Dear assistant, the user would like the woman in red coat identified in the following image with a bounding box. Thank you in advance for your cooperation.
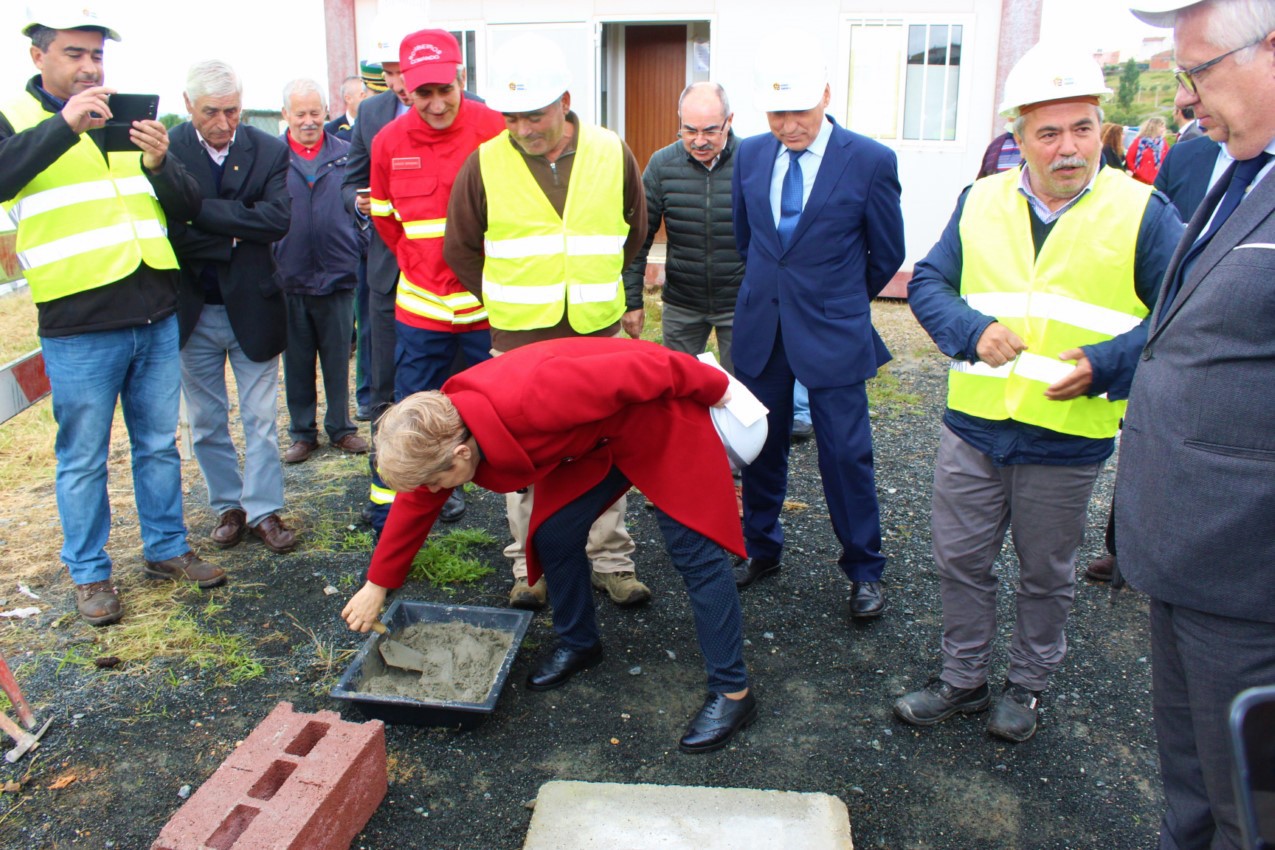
[342,337,757,753]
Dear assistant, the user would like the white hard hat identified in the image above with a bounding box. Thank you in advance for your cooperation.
[1128,1,1200,27]
[998,41,1111,118]
[485,34,572,113]
[710,378,769,472]
[368,6,418,66]
[22,2,120,41]
[752,30,827,112]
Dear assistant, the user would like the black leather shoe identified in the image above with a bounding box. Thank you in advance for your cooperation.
[849,580,885,619]
[733,556,780,588]
[440,489,466,523]
[679,691,758,753]
[526,642,603,691]
[791,419,814,442]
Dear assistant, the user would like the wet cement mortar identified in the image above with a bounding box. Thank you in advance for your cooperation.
[361,622,514,704]
[0,305,1160,849]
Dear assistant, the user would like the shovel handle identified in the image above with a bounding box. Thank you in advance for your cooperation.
[369,621,388,635]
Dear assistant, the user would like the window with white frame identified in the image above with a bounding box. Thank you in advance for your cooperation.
[844,19,964,142]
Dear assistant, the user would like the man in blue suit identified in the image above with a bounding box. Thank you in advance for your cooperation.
[729,40,905,620]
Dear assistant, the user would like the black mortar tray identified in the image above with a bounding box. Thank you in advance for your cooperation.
[331,599,533,729]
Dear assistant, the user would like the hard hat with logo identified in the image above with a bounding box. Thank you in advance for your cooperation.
[367,6,418,66]
[998,41,1111,118]
[1127,1,1202,27]
[752,29,828,112]
[484,33,571,113]
[710,377,769,472]
[22,2,120,41]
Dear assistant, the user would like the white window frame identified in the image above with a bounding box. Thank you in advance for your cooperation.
[837,14,974,149]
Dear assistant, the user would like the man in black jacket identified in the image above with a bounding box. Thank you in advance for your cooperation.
[624,82,744,373]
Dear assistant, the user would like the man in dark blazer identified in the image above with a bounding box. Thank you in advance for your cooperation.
[1120,2,1275,847]
[729,38,905,619]
[1154,133,1223,221]
[168,60,296,555]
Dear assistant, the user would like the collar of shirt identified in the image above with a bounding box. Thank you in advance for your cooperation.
[34,78,66,110]
[395,99,410,118]
[196,128,236,165]
[286,130,324,160]
[1016,164,1098,224]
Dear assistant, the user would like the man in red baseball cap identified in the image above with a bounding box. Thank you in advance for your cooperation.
[365,29,505,551]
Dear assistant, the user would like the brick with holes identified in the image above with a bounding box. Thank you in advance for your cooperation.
[152,701,386,850]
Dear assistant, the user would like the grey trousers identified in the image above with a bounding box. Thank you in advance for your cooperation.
[1150,598,1275,850]
[284,291,356,444]
[180,305,284,527]
[661,301,735,375]
[931,426,1100,692]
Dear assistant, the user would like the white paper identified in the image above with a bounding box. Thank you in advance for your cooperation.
[697,353,769,426]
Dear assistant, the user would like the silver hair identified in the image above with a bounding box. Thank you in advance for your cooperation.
[1013,105,1105,139]
[185,60,242,102]
[678,81,731,121]
[282,78,327,111]
[1201,0,1275,63]
[341,76,363,98]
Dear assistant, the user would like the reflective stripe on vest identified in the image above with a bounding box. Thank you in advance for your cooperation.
[369,482,397,505]
[951,167,1151,439]
[478,125,628,333]
[0,91,179,303]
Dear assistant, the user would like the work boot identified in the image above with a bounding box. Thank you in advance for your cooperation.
[143,551,227,588]
[509,577,547,610]
[894,678,991,726]
[590,570,651,606]
[988,681,1042,743]
[75,580,122,626]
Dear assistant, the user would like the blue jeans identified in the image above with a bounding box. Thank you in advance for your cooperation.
[793,380,811,424]
[41,315,189,585]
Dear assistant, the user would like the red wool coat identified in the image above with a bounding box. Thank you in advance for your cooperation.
[366,337,746,588]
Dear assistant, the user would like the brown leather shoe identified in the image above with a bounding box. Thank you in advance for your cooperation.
[284,440,319,463]
[143,551,227,588]
[76,580,122,626]
[332,433,369,454]
[1086,553,1116,582]
[211,508,247,549]
[252,514,297,553]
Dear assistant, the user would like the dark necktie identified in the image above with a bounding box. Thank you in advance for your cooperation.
[777,148,804,250]
[1161,151,1272,318]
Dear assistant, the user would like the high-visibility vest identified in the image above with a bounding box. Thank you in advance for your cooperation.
[950,167,1152,439]
[0,91,179,303]
[478,124,628,333]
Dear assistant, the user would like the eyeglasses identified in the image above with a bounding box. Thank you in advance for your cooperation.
[678,125,726,140]
[1174,37,1263,94]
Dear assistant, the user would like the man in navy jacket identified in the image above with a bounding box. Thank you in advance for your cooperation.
[729,37,905,619]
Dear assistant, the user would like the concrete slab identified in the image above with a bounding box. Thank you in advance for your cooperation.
[522,780,853,850]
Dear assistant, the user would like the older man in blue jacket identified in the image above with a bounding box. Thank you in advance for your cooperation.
[729,36,905,620]
[275,78,368,463]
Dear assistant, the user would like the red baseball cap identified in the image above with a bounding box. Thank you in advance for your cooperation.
[400,29,462,91]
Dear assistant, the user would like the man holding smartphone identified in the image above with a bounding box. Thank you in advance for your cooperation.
[0,3,220,626]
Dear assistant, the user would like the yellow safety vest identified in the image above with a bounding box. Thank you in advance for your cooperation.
[950,167,1151,439]
[0,91,179,303]
[477,124,628,333]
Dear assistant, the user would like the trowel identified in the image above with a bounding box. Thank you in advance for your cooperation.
[370,622,428,672]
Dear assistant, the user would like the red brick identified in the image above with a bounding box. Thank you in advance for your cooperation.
[153,702,386,850]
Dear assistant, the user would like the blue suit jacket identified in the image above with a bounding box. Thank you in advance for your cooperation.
[1153,135,1220,222]
[731,116,905,387]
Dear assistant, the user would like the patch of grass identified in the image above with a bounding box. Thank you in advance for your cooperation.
[868,364,923,415]
[0,290,38,365]
[408,528,498,589]
[304,514,375,555]
[286,612,356,690]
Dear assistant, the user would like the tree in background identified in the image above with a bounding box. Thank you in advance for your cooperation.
[1118,58,1141,111]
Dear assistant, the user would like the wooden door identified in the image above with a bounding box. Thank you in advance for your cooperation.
[623,25,687,173]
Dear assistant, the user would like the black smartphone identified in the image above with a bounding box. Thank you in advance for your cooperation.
[1231,686,1275,850]
[92,94,160,152]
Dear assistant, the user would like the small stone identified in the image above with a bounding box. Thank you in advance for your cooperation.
[177,785,191,799]
[665,650,676,660]
[323,585,339,596]
[994,764,1008,771]
[849,786,865,796]
[762,631,774,640]
[610,737,620,745]
[72,713,85,720]
[628,666,642,676]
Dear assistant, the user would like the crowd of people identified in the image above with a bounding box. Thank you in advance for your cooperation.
[2,0,1272,844]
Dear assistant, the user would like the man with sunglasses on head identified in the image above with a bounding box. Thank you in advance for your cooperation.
[1118,2,1275,848]
[623,82,743,375]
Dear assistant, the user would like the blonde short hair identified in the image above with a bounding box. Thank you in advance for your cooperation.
[374,392,468,492]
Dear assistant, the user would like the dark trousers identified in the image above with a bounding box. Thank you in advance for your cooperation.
[284,291,356,444]
[736,329,886,581]
[393,323,491,402]
[533,466,749,693]
[1150,598,1275,850]
[354,253,371,409]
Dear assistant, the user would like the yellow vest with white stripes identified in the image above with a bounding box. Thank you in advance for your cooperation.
[951,167,1151,439]
[477,124,629,333]
[1,91,179,303]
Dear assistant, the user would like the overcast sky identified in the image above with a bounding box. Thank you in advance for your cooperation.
[0,0,1170,117]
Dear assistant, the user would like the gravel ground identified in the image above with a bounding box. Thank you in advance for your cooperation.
[0,302,1162,849]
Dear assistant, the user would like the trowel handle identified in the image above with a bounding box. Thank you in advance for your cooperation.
[369,622,388,635]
